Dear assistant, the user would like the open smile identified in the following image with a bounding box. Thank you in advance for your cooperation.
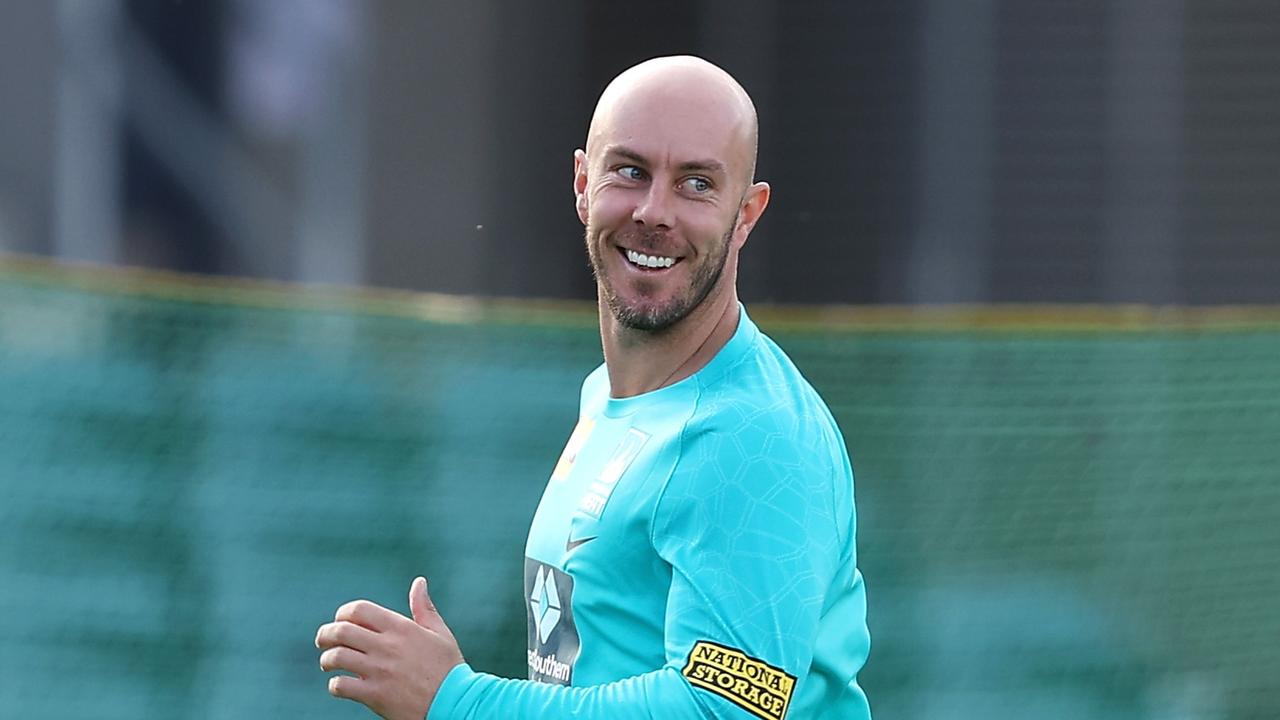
[618,247,682,271]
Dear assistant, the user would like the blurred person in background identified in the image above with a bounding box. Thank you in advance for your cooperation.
[316,55,871,720]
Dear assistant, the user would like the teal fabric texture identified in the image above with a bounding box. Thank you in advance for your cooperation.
[430,307,870,719]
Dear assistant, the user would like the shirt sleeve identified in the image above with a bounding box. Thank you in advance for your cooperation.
[428,663,715,720]
[650,412,843,718]
[428,414,843,720]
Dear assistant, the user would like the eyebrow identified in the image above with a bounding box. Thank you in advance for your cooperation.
[605,146,727,177]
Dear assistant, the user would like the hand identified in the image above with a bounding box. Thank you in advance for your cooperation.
[316,577,465,720]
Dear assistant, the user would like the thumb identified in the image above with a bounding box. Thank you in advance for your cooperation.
[409,576,444,631]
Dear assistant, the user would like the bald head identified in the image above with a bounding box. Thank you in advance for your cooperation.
[573,56,773,339]
[586,56,760,188]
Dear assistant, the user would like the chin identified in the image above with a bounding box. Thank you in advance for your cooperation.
[607,296,681,332]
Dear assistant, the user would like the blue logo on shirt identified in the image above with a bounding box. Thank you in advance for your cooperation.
[524,558,580,685]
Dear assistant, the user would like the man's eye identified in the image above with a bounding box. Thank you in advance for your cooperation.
[682,177,712,193]
[619,166,646,181]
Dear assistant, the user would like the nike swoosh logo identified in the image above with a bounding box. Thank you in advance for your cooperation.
[565,536,598,553]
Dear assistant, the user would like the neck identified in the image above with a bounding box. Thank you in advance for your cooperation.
[599,286,741,398]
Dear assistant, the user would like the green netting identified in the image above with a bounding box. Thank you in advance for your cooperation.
[1,267,1278,720]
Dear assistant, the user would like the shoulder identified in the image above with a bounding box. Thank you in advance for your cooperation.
[690,329,845,461]
[669,329,852,509]
[578,362,609,415]
[655,324,856,546]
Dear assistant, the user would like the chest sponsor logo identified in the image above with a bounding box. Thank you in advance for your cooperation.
[577,427,649,519]
[552,417,595,482]
[681,640,797,720]
[524,558,580,685]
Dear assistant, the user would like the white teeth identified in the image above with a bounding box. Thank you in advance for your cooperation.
[625,249,676,269]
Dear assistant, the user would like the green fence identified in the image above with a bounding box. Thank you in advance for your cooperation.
[2,260,1278,719]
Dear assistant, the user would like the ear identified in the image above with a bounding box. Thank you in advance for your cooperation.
[573,149,590,226]
[732,181,771,248]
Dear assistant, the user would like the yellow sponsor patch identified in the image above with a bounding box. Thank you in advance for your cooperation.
[681,640,797,720]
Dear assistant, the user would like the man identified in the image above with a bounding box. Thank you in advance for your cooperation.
[316,55,872,720]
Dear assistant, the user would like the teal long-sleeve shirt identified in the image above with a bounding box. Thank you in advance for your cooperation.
[428,308,871,719]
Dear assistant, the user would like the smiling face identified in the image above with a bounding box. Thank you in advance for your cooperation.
[574,57,769,333]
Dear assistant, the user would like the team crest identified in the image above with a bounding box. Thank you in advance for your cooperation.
[577,428,648,519]
[551,417,595,481]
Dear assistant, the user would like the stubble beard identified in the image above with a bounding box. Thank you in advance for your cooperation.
[586,221,735,333]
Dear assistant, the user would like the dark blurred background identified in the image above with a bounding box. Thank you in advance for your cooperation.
[3,0,1277,304]
[3,2,1280,720]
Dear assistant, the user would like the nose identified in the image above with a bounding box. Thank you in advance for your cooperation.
[631,184,675,229]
